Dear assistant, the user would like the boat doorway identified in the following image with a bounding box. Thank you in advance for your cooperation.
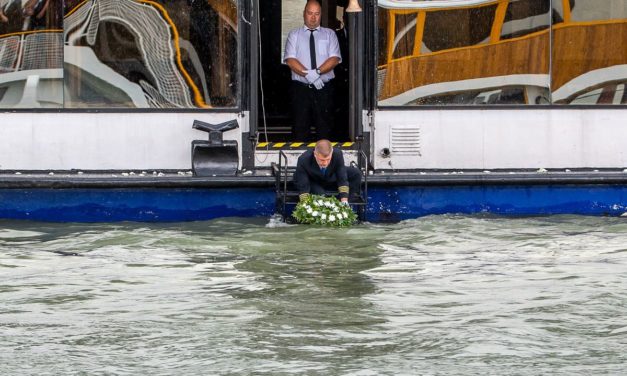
[256,0,351,144]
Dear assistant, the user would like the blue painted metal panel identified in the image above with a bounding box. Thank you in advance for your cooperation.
[0,188,276,222]
[366,185,627,221]
[0,184,625,222]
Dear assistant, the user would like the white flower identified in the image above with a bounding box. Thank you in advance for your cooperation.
[321,213,327,220]
[342,212,348,218]
[329,215,336,221]
[312,211,318,217]
[306,207,313,214]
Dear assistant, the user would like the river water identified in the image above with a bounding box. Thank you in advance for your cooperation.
[1,215,626,375]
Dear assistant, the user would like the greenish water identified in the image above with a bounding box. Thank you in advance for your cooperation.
[1,215,627,375]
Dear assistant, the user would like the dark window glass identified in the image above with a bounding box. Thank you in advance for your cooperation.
[377,0,550,106]
[552,0,627,105]
[63,0,238,109]
[0,0,63,108]
[501,0,550,40]
[421,5,496,52]
[392,13,417,60]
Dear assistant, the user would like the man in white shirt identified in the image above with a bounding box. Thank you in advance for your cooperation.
[283,0,341,141]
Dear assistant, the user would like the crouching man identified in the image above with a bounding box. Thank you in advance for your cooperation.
[294,139,361,203]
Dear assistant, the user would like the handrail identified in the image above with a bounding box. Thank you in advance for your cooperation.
[278,150,288,218]
[360,150,368,207]
[350,149,369,220]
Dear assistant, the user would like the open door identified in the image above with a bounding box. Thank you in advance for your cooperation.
[254,0,354,143]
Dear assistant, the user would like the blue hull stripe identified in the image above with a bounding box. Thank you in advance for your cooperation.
[0,185,625,222]
[367,185,627,221]
[0,188,276,222]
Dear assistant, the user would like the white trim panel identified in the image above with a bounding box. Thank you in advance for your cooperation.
[373,109,627,170]
[0,112,240,170]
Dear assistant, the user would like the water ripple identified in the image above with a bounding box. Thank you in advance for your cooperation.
[1,215,626,375]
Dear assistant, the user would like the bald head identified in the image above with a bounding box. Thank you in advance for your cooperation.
[303,0,322,29]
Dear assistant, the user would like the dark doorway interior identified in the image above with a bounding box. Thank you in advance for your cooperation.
[257,0,350,143]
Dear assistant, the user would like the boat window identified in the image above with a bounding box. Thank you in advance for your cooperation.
[377,0,627,106]
[377,0,551,106]
[0,0,63,108]
[390,12,418,60]
[63,0,238,109]
[552,0,627,104]
[567,0,627,22]
[0,0,238,109]
[422,4,496,52]
[500,0,550,40]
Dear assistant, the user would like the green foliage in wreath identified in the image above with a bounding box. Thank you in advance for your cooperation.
[292,195,357,227]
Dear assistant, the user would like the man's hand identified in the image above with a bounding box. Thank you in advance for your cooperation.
[313,78,325,90]
[305,69,320,84]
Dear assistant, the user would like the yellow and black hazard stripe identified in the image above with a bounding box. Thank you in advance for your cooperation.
[256,142,355,149]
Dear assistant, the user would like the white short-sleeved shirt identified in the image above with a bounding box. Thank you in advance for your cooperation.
[283,25,342,84]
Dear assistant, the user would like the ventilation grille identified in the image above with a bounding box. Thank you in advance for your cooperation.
[390,126,421,156]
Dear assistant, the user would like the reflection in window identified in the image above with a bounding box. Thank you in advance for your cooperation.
[63,0,238,109]
[406,85,550,105]
[552,0,627,105]
[568,0,627,22]
[391,12,418,60]
[568,83,627,105]
[377,0,550,106]
[500,0,550,40]
[0,0,63,108]
[422,5,496,52]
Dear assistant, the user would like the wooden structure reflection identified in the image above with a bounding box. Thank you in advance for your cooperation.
[378,0,627,105]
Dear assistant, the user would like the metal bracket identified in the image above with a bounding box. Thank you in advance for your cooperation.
[191,119,239,176]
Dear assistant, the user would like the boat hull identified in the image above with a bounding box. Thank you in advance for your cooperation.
[1,183,625,222]
[0,188,275,222]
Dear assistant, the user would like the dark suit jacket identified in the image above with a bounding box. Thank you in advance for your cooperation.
[294,148,350,200]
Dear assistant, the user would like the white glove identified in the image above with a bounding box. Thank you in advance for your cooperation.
[305,69,320,84]
[313,77,325,90]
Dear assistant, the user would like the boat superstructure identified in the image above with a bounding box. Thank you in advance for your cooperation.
[0,0,626,221]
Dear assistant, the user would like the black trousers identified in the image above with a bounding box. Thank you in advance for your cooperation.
[291,80,334,141]
[309,166,362,199]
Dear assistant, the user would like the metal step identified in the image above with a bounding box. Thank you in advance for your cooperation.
[255,147,360,168]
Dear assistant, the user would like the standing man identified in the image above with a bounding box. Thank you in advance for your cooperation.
[284,0,341,141]
[294,139,361,203]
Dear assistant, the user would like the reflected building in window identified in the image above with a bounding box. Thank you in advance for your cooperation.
[63,0,238,108]
[377,0,552,106]
[551,0,627,105]
[2,0,625,109]
[0,0,63,108]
